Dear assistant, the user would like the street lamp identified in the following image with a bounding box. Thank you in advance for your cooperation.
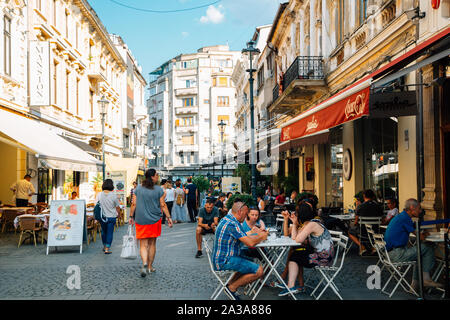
[218,119,227,186]
[242,40,260,200]
[98,95,109,180]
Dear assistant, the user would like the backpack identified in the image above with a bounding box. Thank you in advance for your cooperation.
[94,193,107,222]
[176,190,183,206]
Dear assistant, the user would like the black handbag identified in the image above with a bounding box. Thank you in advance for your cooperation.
[94,194,106,222]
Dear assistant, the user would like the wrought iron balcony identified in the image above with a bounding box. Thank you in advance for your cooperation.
[270,56,327,115]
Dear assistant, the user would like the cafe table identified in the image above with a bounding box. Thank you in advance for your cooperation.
[14,214,50,230]
[329,213,355,221]
[250,235,303,300]
[0,207,33,218]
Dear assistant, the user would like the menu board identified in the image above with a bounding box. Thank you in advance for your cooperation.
[222,177,242,194]
[106,171,127,208]
[47,200,86,254]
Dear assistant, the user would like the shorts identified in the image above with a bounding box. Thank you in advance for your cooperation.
[289,246,315,268]
[221,256,260,274]
[200,227,215,235]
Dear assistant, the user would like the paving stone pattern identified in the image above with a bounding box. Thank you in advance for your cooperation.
[0,220,443,300]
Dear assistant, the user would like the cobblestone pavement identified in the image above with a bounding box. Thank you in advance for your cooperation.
[0,220,444,300]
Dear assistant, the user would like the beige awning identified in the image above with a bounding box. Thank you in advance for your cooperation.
[0,109,102,172]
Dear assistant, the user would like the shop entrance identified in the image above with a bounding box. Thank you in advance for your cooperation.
[442,79,450,219]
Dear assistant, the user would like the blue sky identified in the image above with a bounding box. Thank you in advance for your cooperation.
[89,0,284,81]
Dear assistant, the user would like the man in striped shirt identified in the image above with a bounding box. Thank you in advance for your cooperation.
[212,200,268,300]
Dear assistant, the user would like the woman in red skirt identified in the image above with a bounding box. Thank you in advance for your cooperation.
[129,169,173,277]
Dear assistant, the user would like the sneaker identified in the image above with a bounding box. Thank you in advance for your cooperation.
[278,286,298,297]
[195,250,202,258]
[294,285,306,294]
[225,286,241,300]
[140,265,147,278]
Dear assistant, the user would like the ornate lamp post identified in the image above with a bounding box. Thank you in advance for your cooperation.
[242,40,260,200]
[218,119,227,185]
[97,95,109,180]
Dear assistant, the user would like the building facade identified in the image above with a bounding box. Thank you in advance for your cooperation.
[147,45,241,179]
[262,0,449,221]
[0,0,147,205]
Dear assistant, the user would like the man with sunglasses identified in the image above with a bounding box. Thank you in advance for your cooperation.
[212,201,268,300]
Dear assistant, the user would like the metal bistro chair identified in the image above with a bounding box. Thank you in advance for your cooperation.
[372,234,418,298]
[203,237,237,300]
[17,216,42,247]
[304,230,343,290]
[310,233,349,300]
[365,224,385,272]
[358,216,382,255]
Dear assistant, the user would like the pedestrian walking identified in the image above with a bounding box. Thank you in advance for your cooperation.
[172,179,188,223]
[160,179,167,225]
[129,169,173,277]
[10,174,35,207]
[185,177,198,223]
[96,179,121,254]
[164,180,175,224]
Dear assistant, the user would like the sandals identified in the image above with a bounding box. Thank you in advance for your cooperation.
[104,248,112,254]
[148,266,156,272]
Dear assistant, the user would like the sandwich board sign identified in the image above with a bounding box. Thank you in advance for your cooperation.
[46,200,86,255]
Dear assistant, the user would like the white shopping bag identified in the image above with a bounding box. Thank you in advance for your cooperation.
[120,224,138,260]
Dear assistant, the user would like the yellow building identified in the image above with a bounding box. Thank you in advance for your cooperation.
[266,0,449,220]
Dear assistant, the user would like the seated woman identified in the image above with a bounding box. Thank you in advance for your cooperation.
[240,207,266,260]
[278,201,334,296]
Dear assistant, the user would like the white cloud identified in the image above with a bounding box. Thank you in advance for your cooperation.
[200,5,225,24]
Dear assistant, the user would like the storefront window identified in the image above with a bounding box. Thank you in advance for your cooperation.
[330,128,343,207]
[363,118,398,205]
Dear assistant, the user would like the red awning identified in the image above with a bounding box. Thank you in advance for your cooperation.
[281,80,371,142]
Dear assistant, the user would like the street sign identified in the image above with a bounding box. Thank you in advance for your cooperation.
[46,200,86,255]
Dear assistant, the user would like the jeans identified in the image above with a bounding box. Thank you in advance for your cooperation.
[187,200,198,222]
[100,218,116,248]
[388,243,435,280]
[220,255,260,274]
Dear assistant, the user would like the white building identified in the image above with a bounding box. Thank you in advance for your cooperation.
[147,45,241,178]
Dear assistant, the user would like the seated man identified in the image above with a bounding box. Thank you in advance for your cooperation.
[275,189,286,205]
[384,198,442,290]
[382,198,399,225]
[212,201,268,300]
[215,193,227,218]
[195,199,220,258]
[348,189,383,255]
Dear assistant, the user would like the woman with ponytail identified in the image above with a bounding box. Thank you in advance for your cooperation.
[129,169,173,277]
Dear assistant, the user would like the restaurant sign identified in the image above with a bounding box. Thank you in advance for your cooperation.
[29,41,50,106]
[369,91,417,118]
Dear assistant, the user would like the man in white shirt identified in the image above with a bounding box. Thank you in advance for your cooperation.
[10,174,35,207]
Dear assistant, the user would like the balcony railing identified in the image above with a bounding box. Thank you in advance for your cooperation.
[273,56,324,102]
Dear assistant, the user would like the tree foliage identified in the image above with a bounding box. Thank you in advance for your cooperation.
[192,176,210,193]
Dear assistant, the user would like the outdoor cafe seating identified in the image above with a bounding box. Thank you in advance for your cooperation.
[17,215,43,247]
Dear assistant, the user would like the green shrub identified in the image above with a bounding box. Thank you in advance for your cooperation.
[226,193,256,211]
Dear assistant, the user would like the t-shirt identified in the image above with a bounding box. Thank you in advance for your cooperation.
[186,183,197,202]
[356,200,383,217]
[10,179,35,200]
[275,195,285,204]
[386,207,399,222]
[198,206,220,225]
[212,213,248,270]
[134,185,164,225]
[215,200,224,210]
[96,192,120,218]
[384,210,415,251]
[165,188,175,202]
